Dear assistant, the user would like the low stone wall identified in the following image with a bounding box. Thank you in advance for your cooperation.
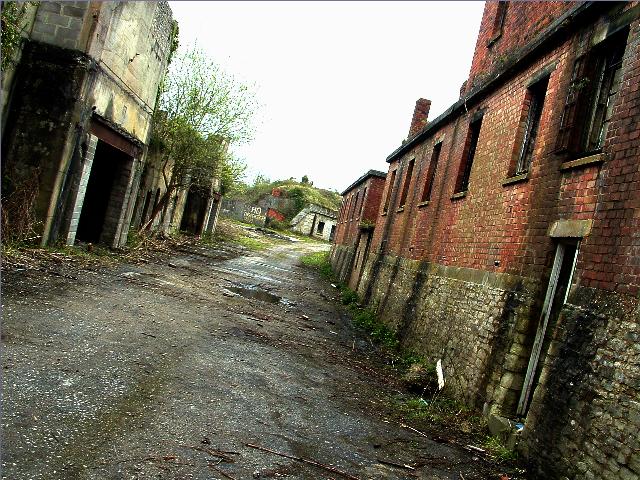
[356,252,640,478]
[357,253,540,410]
[522,287,640,480]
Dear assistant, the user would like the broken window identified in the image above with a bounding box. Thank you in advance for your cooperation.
[421,142,442,202]
[317,221,325,234]
[399,158,414,208]
[515,76,549,175]
[455,116,483,194]
[382,169,396,214]
[556,29,628,156]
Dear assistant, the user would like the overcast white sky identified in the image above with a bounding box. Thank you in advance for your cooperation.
[169,1,485,192]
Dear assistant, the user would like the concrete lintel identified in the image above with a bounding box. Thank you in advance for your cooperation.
[548,219,593,238]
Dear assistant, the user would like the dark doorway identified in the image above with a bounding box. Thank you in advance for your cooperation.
[180,185,209,235]
[329,225,336,242]
[76,140,131,244]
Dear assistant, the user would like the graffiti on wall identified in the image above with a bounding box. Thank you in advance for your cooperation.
[242,205,265,226]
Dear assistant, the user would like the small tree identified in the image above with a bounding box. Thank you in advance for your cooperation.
[301,175,309,184]
[142,46,258,230]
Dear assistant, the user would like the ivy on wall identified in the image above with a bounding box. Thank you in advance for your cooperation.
[1,1,37,71]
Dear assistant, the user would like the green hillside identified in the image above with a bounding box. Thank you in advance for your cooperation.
[229,178,341,220]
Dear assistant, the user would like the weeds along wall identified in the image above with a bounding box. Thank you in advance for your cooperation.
[350,2,640,478]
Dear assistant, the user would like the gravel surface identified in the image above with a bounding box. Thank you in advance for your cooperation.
[2,239,501,479]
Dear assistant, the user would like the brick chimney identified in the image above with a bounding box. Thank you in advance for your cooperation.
[408,98,431,138]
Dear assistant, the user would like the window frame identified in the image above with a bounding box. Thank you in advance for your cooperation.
[382,169,397,214]
[455,116,483,195]
[555,28,629,159]
[399,158,415,208]
[514,76,549,176]
[421,142,442,203]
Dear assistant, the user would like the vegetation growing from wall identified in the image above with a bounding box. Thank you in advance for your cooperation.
[0,1,35,71]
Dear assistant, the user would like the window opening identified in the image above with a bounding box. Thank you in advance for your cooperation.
[359,187,367,216]
[456,117,483,193]
[421,142,442,202]
[399,159,414,208]
[556,29,628,156]
[382,169,396,214]
[516,76,549,174]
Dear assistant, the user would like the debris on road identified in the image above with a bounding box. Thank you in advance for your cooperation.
[245,443,361,480]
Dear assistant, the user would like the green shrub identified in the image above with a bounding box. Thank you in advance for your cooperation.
[340,288,358,305]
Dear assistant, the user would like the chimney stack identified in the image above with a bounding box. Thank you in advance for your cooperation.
[409,98,431,138]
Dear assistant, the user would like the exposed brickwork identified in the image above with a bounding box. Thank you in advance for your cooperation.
[344,2,640,478]
[331,171,386,284]
[465,1,575,94]
[408,98,431,138]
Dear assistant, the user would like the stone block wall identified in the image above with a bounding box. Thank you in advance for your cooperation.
[30,1,88,51]
[522,287,639,479]
[358,253,539,408]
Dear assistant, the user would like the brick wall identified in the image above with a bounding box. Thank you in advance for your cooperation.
[465,1,575,93]
[357,2,640,477]
[331,174,386,283]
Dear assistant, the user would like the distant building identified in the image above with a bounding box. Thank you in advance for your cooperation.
[333,2,640,478]
[331,170,386,289]
[2,1,174,248]
[290,204,337,241]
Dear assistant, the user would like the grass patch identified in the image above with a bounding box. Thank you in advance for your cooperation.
[234,235,271,251]
[483,435,518,463]
[300,251,333,279]
[396,395,469,424]
[212,218,283,251]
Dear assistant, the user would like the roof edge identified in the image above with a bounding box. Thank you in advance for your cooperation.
[340,169,387,196]
[386,1,595,163]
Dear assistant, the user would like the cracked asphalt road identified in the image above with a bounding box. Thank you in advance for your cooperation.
[2,239,496,479]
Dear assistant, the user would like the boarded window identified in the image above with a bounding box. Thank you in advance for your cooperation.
[351,191,360,220]
[487,1,508,46]
[359,187,367,216]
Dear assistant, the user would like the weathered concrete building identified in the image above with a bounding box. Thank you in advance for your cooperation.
[290,204,337,241]
[332,2,640,478]
[2,1,173,247]
[331,170,386,289]
[132,139,225,237]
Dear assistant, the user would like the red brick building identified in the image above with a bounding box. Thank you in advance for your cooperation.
[332,2,640,478]
[332,170,386,288]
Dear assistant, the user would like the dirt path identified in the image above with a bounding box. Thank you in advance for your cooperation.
[2,240,497,479]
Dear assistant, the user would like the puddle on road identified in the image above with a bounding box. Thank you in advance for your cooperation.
[227,285,282,304]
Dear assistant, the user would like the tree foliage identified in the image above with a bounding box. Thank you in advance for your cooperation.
[144,45,258,229]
